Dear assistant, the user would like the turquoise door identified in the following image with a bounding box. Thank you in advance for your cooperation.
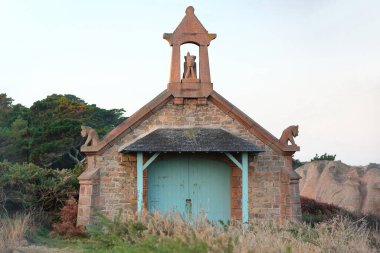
[148,156,231,221]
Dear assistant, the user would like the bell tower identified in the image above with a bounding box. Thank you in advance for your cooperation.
[164,6,216,103]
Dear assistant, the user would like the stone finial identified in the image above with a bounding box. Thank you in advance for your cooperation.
[183,52,197,80]
[186,6,195,15]
[279,125,299,146]
[81,125,100,147]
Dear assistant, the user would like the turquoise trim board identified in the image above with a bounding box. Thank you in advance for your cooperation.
[224,152,249,223]
[224,152,242,169]
[137,152,161,212]
[241,152,248,223]
[143,152,161,170]
[137,152,143,213]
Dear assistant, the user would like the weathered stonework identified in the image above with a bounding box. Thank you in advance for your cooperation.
[77,97,301,224]
[77,6,301,225]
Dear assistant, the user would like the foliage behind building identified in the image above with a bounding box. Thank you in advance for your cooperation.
[0,93,126,168]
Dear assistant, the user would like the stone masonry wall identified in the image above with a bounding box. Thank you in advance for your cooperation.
[79,97,299,223]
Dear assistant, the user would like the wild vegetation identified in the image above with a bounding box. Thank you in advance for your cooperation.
[51,196,85,237]
[0,93,125,168]
[0,160,379,252]
[0,167,378,253]
[0,161,84,252]
[2,208,379,253]
[301,197,380,231]
[1,93,379,252]
[0,214,30,252]
[293,153,337,169]
[0,161,83,215]
[311,153,336,162]
[80,209,379,253]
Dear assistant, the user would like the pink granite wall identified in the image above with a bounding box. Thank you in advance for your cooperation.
[77,97,301,225]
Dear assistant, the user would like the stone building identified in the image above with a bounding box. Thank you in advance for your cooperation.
[77,6,302,225]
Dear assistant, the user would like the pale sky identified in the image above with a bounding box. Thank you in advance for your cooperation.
[0,0,379,165]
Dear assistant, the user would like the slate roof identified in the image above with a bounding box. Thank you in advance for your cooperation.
[121,128,264,153]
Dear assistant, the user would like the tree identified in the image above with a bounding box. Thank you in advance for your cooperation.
[0,93,13,123]
[0,118,29,162]
[28,94,125,168]
[0,93,30,162]
[0,93,126,168]
[292,158,305,169]
[311,153,336,162]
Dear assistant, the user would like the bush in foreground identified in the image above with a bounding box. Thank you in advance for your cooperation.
[0,161,83,215]
[0,214,30,252]
[51,196,85,237]
[83,210,380,253]
[2,210,379,253]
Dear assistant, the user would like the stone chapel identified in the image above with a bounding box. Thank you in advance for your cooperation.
[77,6,302,225]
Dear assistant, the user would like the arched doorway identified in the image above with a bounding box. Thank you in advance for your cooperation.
[147,156,231,221]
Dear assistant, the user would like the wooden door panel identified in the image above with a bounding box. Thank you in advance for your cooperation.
[148,156,231,221]
[189,158,231,221]
[148,158,188,214]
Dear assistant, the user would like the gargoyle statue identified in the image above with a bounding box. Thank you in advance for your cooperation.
[183,52,197,80]
[279,125,299,146]
[81,125,100,147]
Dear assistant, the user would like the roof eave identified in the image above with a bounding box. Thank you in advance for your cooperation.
[121,150,265,154]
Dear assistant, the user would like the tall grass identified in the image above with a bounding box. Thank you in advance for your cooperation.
[0,214,30,252]
[85,210,380,253]
[1,211,379,253]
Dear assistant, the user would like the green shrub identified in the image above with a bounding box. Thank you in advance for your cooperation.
[0,161,83,215]
[85,235,208,253]
[292,158,305,169]
[311,153,336,161]
[86,212,145,248]
[301,197,380,230]
[86,213,209,253]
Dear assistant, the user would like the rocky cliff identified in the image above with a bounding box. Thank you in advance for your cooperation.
[296,161,380,216]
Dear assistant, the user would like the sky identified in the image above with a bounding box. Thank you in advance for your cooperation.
[0,0,379,165]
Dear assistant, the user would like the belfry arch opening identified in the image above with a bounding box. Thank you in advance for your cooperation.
[180,43,199,81]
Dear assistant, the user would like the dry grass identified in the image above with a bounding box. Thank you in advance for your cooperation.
[0,213,30,252]
[97,210,380,253]
[1,211,379,253]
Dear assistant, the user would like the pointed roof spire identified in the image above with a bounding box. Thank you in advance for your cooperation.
[164,6,216,46]
[173,6,208,34]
